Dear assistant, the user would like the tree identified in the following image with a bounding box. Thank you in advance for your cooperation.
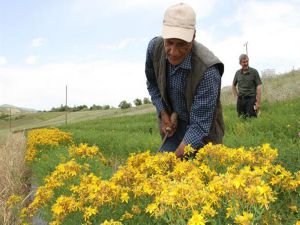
[90,104,103,110]
[143,97,151,104]
[133,98,142,106]
[103,105,110,110]
[118,100,132,109]
[72,105,88,112]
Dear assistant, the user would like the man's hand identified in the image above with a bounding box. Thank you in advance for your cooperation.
[175,142,185,158]
[170,112,178,131]
[255,101,260,112]
[160,111,177,137]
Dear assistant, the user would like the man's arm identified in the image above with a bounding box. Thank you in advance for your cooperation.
[232,75,238,97]
[175,66,221,158]
[145,38,174,135]
[145,38,165,115]
[254,69,262,111]
[255,84,262,110]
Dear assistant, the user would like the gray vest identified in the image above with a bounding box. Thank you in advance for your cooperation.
[153,37,225,144]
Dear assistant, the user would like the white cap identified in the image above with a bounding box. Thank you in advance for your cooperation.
[162,3,196,42]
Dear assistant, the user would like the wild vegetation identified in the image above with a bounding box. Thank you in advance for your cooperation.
[0,71,299,224]
[0,132,29,225]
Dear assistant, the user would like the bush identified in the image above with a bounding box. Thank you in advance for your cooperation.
[143,97,151,104]
[133,99,142,106]
[118,101,132,109]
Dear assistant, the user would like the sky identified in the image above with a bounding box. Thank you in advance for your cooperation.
[0,0,299,111]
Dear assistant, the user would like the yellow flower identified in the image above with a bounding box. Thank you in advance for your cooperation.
[226,206,233,218]
[131,205,141,214]
[289,205,298,213]
[68,143,102,159]
[51,196,78,217]
[6,194,23,207]
[184,144,196,156]
[232,176,246,189]
[25,128,72,161]
[187,211,206,225]
[100,219,123,225]
[120,192,129,203]
[120,211,133,221]
[145,203,158,215]
[234,211,253,225]
[83,206,98,221]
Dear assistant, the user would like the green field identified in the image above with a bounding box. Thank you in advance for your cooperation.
[22,96,300,225]
[0,104,155,144]
[1,71,300,225]
[56,97,299,173]
[1,88,299,172]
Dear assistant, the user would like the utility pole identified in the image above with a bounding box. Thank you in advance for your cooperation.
[292,66,295,75]
[65,85,68,125]
[9,107,12,132]
[244,41,248,55]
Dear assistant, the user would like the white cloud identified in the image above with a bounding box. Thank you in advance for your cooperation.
[97,38,138,50]
[237,1,300,72]
[31,37,46,48]
[0,56,7,65]
[71,0,217,20]
[198,0,300,86]
[25,55,38,65]
[0,60,148,110]
[1,0,299,111]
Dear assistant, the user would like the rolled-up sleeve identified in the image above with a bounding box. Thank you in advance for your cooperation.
[183,66,221,149]
[145,37,166,114]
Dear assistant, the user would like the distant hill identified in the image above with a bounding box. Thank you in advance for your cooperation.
[0,104,37,115]
[1,70,299,116]
[221,69,300,105]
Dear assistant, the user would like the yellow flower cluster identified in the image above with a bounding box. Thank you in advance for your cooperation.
[22,128,300,225]
[51,196,80,224]
[69,143,99,158]
[6,194,23,208]
[195,143,278,169]
[68,143,108,164]
[187,211,206,225]
[234,211,253,225]
[109,144,299,224]
[25,128,72,161]
[100,220,123,225]
[21,159,82,221]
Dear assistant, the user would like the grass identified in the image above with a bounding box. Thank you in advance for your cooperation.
[0,97,299,224]
[55,97,300,173]
[0,132,30,225]
[0,71,299,224]
[20,96,300,224]
[0,104,155,145]
[22,97,299,191]
[222,98,300,172]
[60,112,160,158]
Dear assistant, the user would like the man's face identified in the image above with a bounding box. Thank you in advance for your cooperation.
[240,58,249,70]
[164,38,193,65]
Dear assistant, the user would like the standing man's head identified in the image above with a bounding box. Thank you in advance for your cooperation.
[162,3,196,65]
[239,54,249,71]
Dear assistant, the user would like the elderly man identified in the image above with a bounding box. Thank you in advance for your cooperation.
[145,3,224,158]
[232,54,262,118]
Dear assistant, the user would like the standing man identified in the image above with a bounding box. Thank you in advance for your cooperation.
[232,54,262,118]
[145,3,224,158]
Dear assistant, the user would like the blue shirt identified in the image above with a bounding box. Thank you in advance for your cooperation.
[145,37,221,149]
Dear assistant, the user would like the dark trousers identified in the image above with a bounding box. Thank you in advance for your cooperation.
[237,96,257,118]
